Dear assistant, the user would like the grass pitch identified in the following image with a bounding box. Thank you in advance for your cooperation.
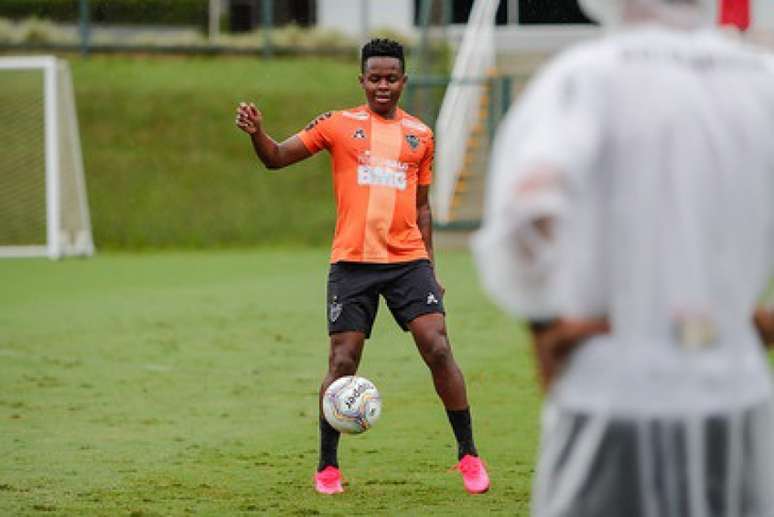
[0,249,541,515]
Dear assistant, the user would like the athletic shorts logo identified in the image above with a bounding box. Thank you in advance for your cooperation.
[353,128,366,139]
[406,134,419,150]
[330,298,343,322]
[426,292,439,305]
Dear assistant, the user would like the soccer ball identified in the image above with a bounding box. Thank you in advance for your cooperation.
[323,375,382,434]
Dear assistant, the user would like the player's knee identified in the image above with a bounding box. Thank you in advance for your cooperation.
[328,350,358,376]
[422,337,453,370]
[414,317,446,341]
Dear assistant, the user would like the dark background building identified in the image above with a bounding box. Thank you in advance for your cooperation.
[228,0,593,33]
[413,0,593,26]
[230,0,316,32]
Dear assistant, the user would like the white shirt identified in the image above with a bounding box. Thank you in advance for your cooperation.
[473,26,774,415]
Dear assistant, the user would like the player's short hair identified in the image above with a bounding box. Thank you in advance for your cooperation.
[361,38,405,73]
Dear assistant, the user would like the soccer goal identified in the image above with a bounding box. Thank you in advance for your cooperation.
[0,56,94,259]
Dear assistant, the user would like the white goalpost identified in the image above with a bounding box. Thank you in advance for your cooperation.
[0,56,94,259]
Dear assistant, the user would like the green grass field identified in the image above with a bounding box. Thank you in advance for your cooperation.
[0,249,542,515]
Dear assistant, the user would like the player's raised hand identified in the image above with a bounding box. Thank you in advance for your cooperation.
[235,102,262,135]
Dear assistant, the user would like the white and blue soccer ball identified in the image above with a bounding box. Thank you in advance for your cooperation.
[323,375,382,434]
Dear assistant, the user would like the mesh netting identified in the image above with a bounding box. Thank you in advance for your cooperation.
[0,69,46,246]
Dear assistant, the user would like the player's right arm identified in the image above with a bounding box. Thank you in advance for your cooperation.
[472,54,611,391]
[754,307,774,348]
[528,317,610,392]
[235,102,311,169]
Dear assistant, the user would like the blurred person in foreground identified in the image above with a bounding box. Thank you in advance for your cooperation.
[472,0,774,515]
[235,38,489,495]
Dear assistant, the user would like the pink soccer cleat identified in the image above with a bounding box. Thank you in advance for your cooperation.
[314,466,344,495]
[453,455,490,494]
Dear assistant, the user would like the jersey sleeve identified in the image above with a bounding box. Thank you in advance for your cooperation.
[472,54,606,319]
[296,111,336,154]
[418,132,434,186]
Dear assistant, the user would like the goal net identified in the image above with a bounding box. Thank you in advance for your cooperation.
[0,56,94,259]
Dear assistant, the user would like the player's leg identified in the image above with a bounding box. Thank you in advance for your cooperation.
[317,330,366,473]
[315,263,379,494]
[408,313,468,409]
[383,260,489,493]
[408,313,477,456]
[410,311,490,493]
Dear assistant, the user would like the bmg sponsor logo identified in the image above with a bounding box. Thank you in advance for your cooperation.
[357,166,407,190]
[356,151,408,191]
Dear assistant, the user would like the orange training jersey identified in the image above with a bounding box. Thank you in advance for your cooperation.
[297,105,434,264]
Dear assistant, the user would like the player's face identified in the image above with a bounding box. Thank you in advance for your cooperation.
[359,57,406,118]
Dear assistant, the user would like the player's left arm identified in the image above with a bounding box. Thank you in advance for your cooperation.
[508,164,611,391]
[416,185,444,295]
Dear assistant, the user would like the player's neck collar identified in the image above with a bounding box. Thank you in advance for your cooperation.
[365,105,403,122]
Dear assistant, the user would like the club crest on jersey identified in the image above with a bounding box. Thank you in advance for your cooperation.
[406,134,420,150]
[353,128,366,139]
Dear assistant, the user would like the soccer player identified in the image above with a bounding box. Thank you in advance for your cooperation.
[472,0,774,515]
[235,38,489,495]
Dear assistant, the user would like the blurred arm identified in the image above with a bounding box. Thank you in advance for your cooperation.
[529,317,611,393]
[507,165,563,264]
[514,165,609,391]
[753,306,774,348]
[473,60,608,391]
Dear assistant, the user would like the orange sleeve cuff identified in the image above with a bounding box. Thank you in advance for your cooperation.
[296,130,318,154]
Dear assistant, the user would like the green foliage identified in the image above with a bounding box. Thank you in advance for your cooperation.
[0,0,208,26]
[0,0,78,22]
[0,16,75,44]
[0,17,359,49]
[66,55,363,249]
[18,17,66,43]
[0,249,539,515]
[217,24,356,50]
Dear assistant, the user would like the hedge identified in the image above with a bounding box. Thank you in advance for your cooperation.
[0,0,208,26]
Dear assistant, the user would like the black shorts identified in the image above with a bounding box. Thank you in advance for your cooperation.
[326,259,445,338]
[540,407,773,517]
